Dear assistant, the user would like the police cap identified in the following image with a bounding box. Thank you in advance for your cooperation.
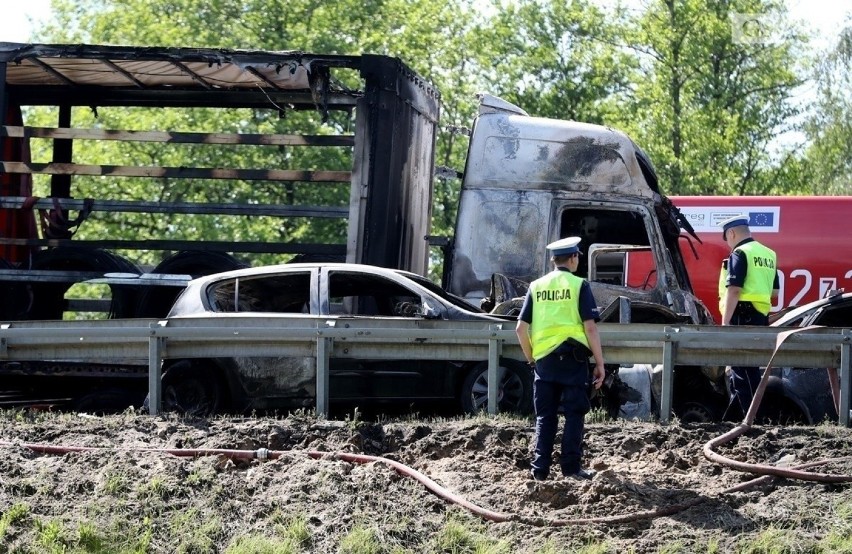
[719,214,749,239]
[546,236,582,256]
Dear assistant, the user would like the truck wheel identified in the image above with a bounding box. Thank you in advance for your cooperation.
[461,360,533,415]
[28,247,141,320]
[135,251,248,318]
[162,362,223,417]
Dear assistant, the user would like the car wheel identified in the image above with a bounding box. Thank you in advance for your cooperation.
[674,401,717,424]
[461,360,533,415]
[162,361,223,417]
[756,393,808,425]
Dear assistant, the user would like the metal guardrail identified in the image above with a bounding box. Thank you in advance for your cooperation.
[1,318,849,425]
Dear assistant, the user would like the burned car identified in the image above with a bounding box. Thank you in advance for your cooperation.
[160,263,533,416]
[763,290,852,424]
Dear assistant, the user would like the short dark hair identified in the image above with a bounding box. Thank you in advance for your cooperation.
[552,253,578,264]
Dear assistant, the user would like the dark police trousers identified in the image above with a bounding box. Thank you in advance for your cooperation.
[729,302,769,417]
[531,341,591,477]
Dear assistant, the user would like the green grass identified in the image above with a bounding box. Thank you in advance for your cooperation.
[429,512,513,554]
[0,503,29,543]
[3,476,850,554]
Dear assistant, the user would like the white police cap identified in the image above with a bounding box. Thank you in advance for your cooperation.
[546,236,582,256]
[719,214,749,238]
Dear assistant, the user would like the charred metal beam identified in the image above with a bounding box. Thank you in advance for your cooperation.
[0,196,349,218]
[100,59,146,88]
[170,60,213,90]
[29,57,77,87]
[245,66,283,90]
[2,126,355,147]
[5,87,360,109]
[2,161,351,182]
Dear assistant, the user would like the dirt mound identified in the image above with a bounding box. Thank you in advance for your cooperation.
[1,412,850,552]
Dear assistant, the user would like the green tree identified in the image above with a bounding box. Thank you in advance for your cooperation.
[800,24,852,194]
[468,0,638,124]
[620,0,806,195]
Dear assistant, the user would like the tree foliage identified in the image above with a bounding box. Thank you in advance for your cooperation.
[800,25,852,194]
[618,0,806,195]
[21,0,846,276]
[468,0,638,124]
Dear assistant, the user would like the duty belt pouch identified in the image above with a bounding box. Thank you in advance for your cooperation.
[558,338,593,363]
[734,301,756,316]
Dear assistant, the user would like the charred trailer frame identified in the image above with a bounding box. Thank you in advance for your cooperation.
[0,43,439,321]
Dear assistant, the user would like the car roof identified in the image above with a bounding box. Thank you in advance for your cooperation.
[188,262,422,285]
[771,291,852,327]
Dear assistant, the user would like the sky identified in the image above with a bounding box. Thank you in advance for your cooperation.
[0,0,850,47]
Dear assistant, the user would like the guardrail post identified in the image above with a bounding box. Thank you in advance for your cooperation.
[147,321,167,415]
[487,324,503,415]
[619,296,631,324]
[841,329,851,427]
[659,326,678,424]
[316,322,333,418]
[0,323,9,359]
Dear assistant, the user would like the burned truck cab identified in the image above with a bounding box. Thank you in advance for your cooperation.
[448,94,723,422]
[448,94,713,327]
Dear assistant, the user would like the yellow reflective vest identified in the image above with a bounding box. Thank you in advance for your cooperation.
[718,240,777,316]
[528,270,590,360]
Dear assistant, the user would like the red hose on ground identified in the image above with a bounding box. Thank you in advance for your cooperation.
[0,438,704,526]
[703,326,852,484]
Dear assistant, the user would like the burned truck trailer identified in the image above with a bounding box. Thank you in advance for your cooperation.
[0,43,439,321]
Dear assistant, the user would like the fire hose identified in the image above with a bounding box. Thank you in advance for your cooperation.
[1,325,850,526]
[0,439,705,525]
[702,325,852,484]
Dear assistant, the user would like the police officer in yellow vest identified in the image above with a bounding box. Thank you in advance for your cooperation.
[718,214,779,417]
[516,237,605,481]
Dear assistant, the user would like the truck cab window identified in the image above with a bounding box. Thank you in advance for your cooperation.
[559,207,655,289]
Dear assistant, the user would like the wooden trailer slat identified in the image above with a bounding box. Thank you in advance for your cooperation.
[0,196,348,218]
[1,126,355,147]
[1,162,351,182]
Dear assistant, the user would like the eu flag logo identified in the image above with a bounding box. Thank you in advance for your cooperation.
[749,212,774,227]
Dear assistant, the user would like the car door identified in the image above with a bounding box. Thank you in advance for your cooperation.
[320,268,456,403]
[206,268,321,409]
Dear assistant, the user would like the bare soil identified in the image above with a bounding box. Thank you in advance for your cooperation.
[1,411,851,552]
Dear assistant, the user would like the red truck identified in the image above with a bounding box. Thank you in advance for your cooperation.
[666,196,852,323]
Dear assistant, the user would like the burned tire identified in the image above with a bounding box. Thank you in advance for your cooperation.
[161,361,224,417]
[135,251,248,318]
[671,365,727,423]
[461,360,533,415]
[28,247,141,320]
[0,257,30,320]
